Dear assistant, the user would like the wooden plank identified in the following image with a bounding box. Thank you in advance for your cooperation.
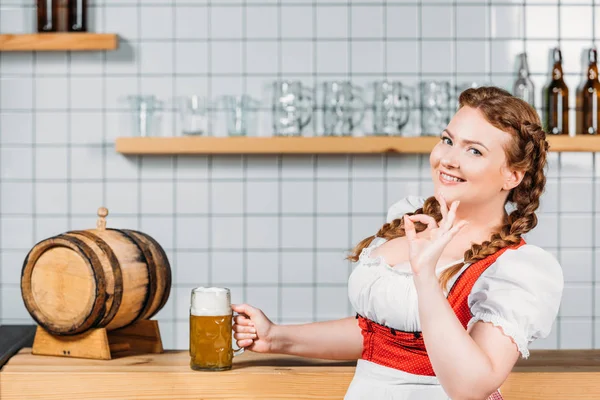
[501,372,600,400]
[0,370,355,400]
[31,319,163,360]
[32,326,112,360]
[108,319,164,355]
[0,33,118,51]
[115,136,441,155]
[547,134,600,152]
[2,349,600,399]
[114,135,600,155]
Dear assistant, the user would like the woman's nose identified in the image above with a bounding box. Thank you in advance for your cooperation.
[440,153,459,169]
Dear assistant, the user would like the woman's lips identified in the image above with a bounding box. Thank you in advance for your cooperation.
[439,171,466,185]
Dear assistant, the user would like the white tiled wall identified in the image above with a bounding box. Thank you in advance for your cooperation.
[0,1,598,351]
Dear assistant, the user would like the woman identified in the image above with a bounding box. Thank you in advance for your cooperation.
[232,87,564,400]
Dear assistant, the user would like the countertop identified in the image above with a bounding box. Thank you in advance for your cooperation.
[2,348,600,399]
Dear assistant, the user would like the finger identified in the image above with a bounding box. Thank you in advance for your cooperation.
[444,201,460,230]
[236,339,254,348]
[440,200,458,231]
[233,324,257,334]
[404,216,417,241]
[234,332,258,341]
[437,193,449,220]
[232,304,260,320]
[446,220,468,237]
[233,314,254,326]
[406,214,437,231]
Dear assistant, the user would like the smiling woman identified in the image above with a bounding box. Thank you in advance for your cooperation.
[231,86,564,400]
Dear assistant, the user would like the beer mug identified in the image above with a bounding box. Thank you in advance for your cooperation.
[373,80,412,136]
[221,95,260,136]
[189,287,244,371]
[127,95,162,137]
[420,81,451,136]
[272,80,313,136]
[322,81,365,136]
[178,95,208,136]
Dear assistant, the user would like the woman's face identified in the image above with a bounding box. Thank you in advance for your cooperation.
[429,106,522,206]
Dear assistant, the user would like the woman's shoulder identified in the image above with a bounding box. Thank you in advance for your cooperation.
[478,243,564,295]
[493,243,562,277]
[386,195,426,222]
[468,243,564,357]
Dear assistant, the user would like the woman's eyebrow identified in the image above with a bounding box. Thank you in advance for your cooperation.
[443,129,489,151]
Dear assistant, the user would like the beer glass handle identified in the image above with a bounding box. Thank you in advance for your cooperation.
[299,88,313,130]
[397,90,412,129]
[232,313,245,357]
[351,88,366,128]
[233,346,245,357]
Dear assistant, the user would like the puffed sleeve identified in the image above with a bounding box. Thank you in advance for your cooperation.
[467,244,564,359]
[386,195,426,223]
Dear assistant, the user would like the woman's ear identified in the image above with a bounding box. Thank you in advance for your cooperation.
[502,168,525,191]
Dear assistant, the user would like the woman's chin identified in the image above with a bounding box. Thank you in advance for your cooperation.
[434,188,462,204]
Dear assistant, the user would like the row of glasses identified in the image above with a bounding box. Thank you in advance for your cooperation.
[126,80,485,137]
[127,95,260,137]
[272,80,413,136]
[272,79,482,137]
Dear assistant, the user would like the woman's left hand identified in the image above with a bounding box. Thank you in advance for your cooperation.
[404,194,468,280]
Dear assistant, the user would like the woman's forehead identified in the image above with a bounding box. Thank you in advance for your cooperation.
[448,107,511,147]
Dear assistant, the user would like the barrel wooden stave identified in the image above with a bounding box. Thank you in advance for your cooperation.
[21,228,171,336]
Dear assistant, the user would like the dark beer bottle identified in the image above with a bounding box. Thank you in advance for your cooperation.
[55,0,70,32]
[577,48,600,135]
[37,0,56,32]
[544,48,569,135]
[68,0,87,32]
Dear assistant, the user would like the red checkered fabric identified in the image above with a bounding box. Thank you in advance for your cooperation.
[487,390,505,400]
[358,238,526,399]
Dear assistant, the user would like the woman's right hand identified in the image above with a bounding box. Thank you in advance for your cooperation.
[232,303,276,353]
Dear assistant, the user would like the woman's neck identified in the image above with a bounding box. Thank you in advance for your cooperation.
[452,199,509,244]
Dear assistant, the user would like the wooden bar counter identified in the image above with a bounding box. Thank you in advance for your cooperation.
[1,348,600,399]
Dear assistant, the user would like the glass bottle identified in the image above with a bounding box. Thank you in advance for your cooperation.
[69,0,87,32]
[37,0,56,32]
[544,48,569,135]
[513,53,535,107]
[55,0,70,32]
[577,48,600,135]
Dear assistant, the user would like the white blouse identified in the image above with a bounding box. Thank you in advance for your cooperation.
[347,196,564,359]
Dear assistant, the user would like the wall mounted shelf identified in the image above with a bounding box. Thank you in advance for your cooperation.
[0,33,118,51]
[115,135,600,155]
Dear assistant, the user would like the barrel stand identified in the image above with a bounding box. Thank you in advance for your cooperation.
[31,320,164,360]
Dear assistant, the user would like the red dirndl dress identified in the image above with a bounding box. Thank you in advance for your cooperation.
[357,239,526,400]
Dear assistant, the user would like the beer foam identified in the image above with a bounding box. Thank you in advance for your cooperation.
[190,287,232,316]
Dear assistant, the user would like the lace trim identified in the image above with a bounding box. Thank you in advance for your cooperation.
[467,312,530,359]
[358,246,385,267]
[357,237,388,266]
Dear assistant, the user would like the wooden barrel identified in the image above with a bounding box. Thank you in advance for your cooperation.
[20,227,171,336]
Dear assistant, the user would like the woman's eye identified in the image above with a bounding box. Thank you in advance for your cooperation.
[469,148,482,156]
[441,136,452,145]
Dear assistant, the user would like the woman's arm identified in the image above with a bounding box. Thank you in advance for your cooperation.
[271,317,364,360]
[399,199,520,400]
[232,304,363,361]
[414,276,519,400]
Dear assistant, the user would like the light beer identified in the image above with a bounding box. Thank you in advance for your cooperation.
[190,314,233,371]
[189,287,243,371]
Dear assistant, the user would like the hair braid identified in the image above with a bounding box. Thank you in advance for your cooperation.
[347,87,550,291]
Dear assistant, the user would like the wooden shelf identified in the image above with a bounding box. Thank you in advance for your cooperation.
[0,33,118,51]
[116,136,440,155]
[115,135,600,155]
